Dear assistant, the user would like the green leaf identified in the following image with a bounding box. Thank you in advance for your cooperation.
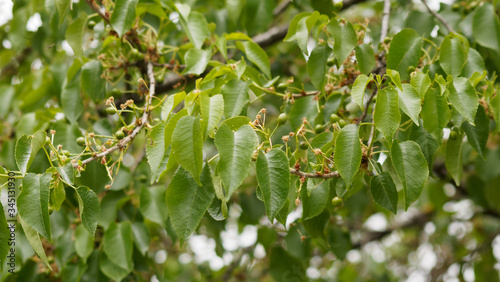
[99,251,130,281]
[447,77,478,124]
[18,173,51,240]
[76,186,100,237]
[19,217,52,270]
[184,48,211,75]
[171,115,204,184]
[308,44,332,91]
[236,41,271,78]
[327,19,357,66]
[410,72,431,99]
[56,0,70,24]
[200,93,224,138]
[220,116,251,130]
[15,131,46,175]
[462,105,489,159]
[386,69,402,91]
[396,84,421,125]
[182,12,209,49]
[355,44,376,75]
[421,88,450,140]
[81,60,106,102]
[439,36,467,77]
[387,29,422,81]
[374,87,400,141]
[166,165,215,243]
[146,123,168,183]
[327,227,351,260]
[446,132,464,186]
[110,0,139,37]
[408,124,439,173]
[256,149,290,221]
[391,140,429,210]
[103,221,134,272]
[462,48,486,80]
[52,178,68,210]
[334,124,362,188]
[75,224,94,262]
[490,93,500,132]
[131,222,150,256]
[221,80,249,118]
[65,13,88,59]
[215,124,258,200]
[371,172,398,214]
[351,74,373,110]
[161,91,186,121]
[61,72,83,124]
[269,247,306,282]
[284,13,311,42]
[140,186,168,226]
[301,178,330,220]
[289,95,318,130]
[0,201,9,272]
[472,3,500,53]
[244,0,274,35]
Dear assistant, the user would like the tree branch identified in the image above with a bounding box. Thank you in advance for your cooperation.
[380,0,391,41]
[84,0,111,26]
[421,0,453,33]
[289,169,340,179]
[74,62,156,168]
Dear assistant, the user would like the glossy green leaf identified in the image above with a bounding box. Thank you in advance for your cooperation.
[185,12,210,49]
[61,66,82,124]
[18,173,51,240]
[439,36,467,77]
[472,3,500,53]
[371,172,398,214]
[76,186,100,237]
[446,132,464,186]
[410,72,431,99]
[215,124,258,199]
[256,149,290,221]
[110,0,138,37]
[140,186,168,226]
[81,60,105,102]
[15,131,46,176]
[131,222,150,256]
[236,41,271,78]
[220,116,251,130]
[65,13,87,59]
[334,124,362,188]
[327,227,351,260]
[146,123,168,183]
[269,247,306,281]
[100,251,130,281]
[448,77,478,124]
[490,93,500,132]
[200,93,224,138]
[289,95,318,130]
[184,48,211,75]
[462,105,489,159]
[284,13,311,42]
[221,80,249,118]
[351,74,373,110]
[374,87,400,141]
[166,165,215,243]
[355,44,376,75]
[55,0,70,24]
[75,224,93,262]
[462,48,486,78]
[327,19,357,66]
[171,115,204,184]
[391,140,429,210]
[386,69,402,91]
[301,178,329,220]
[19,217,52,270]
[421,88,450,140]
[396,84,421,125]
[308,44,332,91]
[161,92,186,121]
[387,29,422,81]
[408,124,440,172]
[103,221,134,271]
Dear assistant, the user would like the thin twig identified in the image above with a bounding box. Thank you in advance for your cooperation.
[421,0,453,33]
[357,88,378,124]
[289,169,340,179]
[84,0,112,26]
[273,0,292,17]
[380,0,391,41]
[74,62,155,168]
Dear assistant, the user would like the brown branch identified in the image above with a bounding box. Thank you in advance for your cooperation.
[289,169,340,179]
[84,0,111,26]
[380,0,391,41]
[273,0,292,17]
[74,62,155,168]
[421,0,453,33]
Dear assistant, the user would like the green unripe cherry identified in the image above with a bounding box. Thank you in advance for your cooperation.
[338,119,347,128]
[277,113,288,125]
[407,65,415,74]
[277,82,287,91]
[315,124,325,134]
[116,131,125,140]
[299,141,308,150]
[334,1,343,11]
[330,113,340,124]
[62,150,70,157]
[87,20,96,30]
[106,107,117,115]
[76,137,86,146]
[449,131,458,140]
[331,196,343,207]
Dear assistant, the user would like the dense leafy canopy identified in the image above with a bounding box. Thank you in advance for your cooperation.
[1,0,500,281]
